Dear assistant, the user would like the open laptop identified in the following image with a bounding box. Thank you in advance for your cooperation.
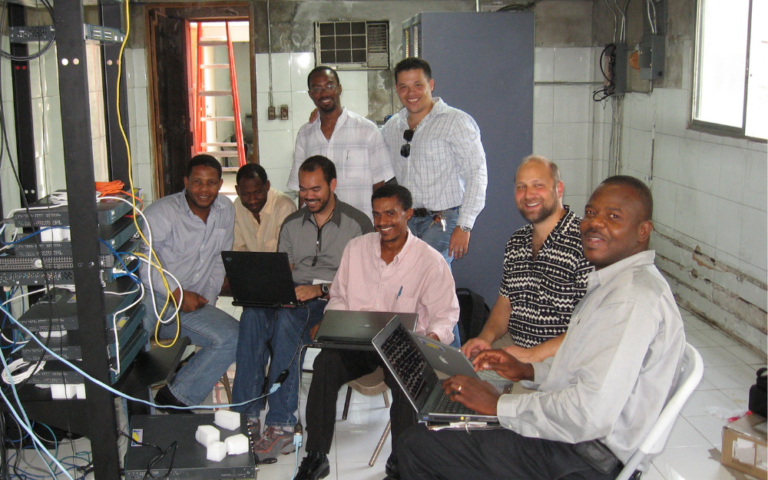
[313,310,418,351]
[373,317,500,425]
[410,331,513,392]
[221,251,303,308]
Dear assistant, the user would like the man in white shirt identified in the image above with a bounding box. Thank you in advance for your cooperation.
[232,163,296,253]
[288,66,394,220]
[397,176,686,480]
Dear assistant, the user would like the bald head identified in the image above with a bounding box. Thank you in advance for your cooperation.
[517,155,561,185]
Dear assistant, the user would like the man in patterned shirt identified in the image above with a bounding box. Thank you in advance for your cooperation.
[289,66,394,221]
[462,156,592,363]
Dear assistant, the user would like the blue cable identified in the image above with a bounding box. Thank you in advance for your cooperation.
[0,227,70,246]
[2,304,271,413]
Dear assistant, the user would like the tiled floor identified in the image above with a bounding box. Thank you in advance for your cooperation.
[12,304,767,480]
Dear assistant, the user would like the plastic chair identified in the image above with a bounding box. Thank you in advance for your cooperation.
[341,367,392,466]
[616,343,704,480]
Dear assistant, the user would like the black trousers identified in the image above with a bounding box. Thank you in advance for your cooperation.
[397,424,623,480]
[304,348,416,454]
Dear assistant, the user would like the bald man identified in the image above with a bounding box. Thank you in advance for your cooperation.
[462,155,592,364]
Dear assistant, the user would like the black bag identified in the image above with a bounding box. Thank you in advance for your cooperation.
[456,288,490,346]
[749,367,767,417]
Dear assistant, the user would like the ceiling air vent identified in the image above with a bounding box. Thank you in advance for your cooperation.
[314,21,390,70]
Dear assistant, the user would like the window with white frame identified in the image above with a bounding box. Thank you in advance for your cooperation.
[693,0,766,140]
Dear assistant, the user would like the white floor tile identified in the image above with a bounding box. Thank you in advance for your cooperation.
[336,460,388,480]
[718,388,750,409]
[697,346,746,367]
[681,390,741,418]
[652,446,736,480]
[335,428,392,466]
[683,315,715,331]
[703,364,761,390]
[685,329,720,349]
[723,343,767,366]
[699,329,742,347]
[665,416,713,448]
[685,415,728,448]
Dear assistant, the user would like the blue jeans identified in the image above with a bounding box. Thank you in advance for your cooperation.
[408,208,459,266]
[143,296,239,406]
[232,298,326,427]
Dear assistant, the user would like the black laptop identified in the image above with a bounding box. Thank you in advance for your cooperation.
[313,310,419,351]
[221,251,304,308]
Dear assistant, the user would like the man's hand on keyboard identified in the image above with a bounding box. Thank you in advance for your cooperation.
[442,375,500,415]
[473,349,535,382]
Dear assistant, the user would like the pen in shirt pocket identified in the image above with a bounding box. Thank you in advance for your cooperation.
[396,286,403,301]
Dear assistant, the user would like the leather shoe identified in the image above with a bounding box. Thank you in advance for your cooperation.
[385,454,400,479]
[154,385,191,414]
[294,451,330,480]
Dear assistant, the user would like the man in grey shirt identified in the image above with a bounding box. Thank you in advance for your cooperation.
[232,155,373,464]
[140,154,238,412]
[397,176,686,480]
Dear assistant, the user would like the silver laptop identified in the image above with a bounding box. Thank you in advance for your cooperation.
[410,331,513,392]
[313,310,418,351]
[373,317,500,425]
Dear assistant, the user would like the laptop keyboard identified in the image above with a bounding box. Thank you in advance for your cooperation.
[381,324,428,400]
[434,391,475,415]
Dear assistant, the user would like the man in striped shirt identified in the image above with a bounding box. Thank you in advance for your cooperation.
[462,156,592,363]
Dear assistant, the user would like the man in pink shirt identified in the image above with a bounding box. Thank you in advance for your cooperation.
[294,185,460,480]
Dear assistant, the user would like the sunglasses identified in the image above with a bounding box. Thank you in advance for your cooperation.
[401,129,415,158]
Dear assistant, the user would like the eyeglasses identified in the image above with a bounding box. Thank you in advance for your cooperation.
[309,84,339,95]
[401,129,414,158]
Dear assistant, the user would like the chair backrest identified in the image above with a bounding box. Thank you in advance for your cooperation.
[616,343,703,480]
[641,343,704,456]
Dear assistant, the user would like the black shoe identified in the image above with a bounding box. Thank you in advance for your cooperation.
[385,454,400,479]
[293,451,330,480]
[154,385,191,414]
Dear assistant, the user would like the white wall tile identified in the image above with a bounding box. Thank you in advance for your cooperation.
[124,49,135,89]
[692,191,718,248]
[562,194,587,217]
[43,46,59,99]
[258,129,294,170]
[673,184,696,238]
[716,145,748,204]
[676,138,699,189]
[289,52,315,92]
[744,150,767,211]
[342,88,369,119]
[31,98,44,158]
[715,198,742,258]
[255,53,270,94]
[552,122,590,160]
[626,129,652,176]
[266,167,292,193]
[2,101,16,158]
[127,87,137,127]
[133,87,149,127]
[657,88,689,138]
[135,126,152,166]
[44,150,66,193]
[740,205,767,271]
[532,123,553,160]
[553,85,591,123]
[269,53,292,93]
[533,85,553,124]
[557,159,589,196]
[132,48,147,89]
[29,57,43,99]
[692,142,721,194]
[651,178,675,227]
[533,47,554,82]
[553,47,593,83]
[291,91,314,130]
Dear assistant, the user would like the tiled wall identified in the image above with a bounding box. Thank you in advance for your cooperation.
[0,37,20,220]
[255,52,369,194]
[617,90,767,354]
[532,47,597,217]
[124,47,154,203]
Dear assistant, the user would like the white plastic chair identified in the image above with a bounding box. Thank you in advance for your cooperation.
[616,343,704,480]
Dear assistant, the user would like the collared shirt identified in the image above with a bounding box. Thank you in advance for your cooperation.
[289,108,395,220]
[326,230,460,344]
[498,207,593,348]
[497,250,686,464]
[278,197,373,285]
[233,187,297,253]
[381,98,488,228]
[139,191,235,305]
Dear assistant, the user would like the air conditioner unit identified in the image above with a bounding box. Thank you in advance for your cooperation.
[314,21,389,70]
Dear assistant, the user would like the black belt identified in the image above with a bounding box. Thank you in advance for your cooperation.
[412,206,459,218]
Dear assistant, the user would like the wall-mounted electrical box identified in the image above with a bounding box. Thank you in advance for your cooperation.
[639,34,665,80]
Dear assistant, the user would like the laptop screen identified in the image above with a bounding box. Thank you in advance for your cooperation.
[379,322,431,402]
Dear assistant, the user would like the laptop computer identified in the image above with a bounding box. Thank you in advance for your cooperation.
[313,310,418,351]
[410,331,513,392]
[124,413,255,480]
[373,317,500,424]
[221,251,303,308]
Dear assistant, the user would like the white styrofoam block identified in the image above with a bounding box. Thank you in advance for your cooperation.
[196,425,220,447]
[225,434,249,456]
[51,384,77,399]
[206,441,227,462]
[75,384,86,399]
[214,410,241,431]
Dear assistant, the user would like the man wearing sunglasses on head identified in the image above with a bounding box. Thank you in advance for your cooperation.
[289,66,395,221]
[381,57,488,265]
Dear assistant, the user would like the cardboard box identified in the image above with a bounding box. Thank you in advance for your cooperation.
[721,414,767,479]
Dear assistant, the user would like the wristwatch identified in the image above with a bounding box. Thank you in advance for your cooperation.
[320,283,330,295]
[459,225,472,233]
